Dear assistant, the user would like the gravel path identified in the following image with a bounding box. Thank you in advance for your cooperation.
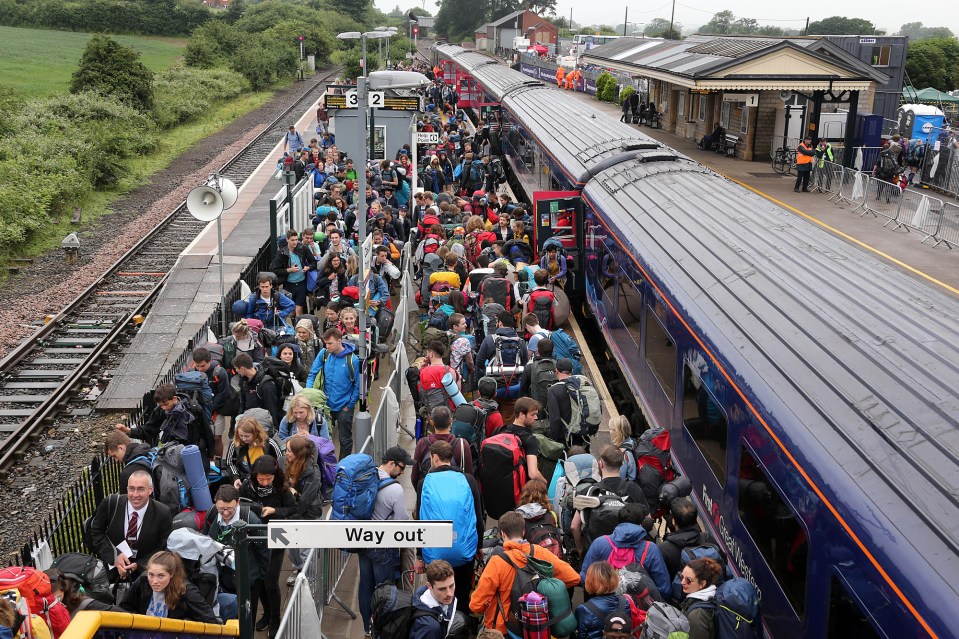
[0,74,329,563]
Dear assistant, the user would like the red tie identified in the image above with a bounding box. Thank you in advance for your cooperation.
[127,511,139,542]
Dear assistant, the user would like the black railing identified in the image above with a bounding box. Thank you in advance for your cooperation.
[13,238,273,567]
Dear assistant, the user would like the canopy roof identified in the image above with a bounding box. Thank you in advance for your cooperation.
[903,86,959,104]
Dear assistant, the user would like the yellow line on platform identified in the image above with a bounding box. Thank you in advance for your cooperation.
[568,312,620,421]
[725,175,959,297]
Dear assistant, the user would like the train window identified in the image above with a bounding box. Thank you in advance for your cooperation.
[644,306,676,403]
[738,448,808,617]
[682,364,727,485]
[827,577,882,639]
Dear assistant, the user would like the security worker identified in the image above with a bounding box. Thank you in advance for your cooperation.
[556,66,566,89]
[794,136,815,192]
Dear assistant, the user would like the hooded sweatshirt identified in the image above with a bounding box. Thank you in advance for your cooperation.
[119,442,155,493]
[305,342,360,411]
[580,522,672,596]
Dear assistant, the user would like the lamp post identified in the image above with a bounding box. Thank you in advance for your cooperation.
[338,30,429,450]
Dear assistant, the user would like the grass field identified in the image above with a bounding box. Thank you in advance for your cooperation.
[0,25,187,97]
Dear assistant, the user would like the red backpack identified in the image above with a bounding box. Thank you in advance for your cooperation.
[479,277,514,311]
[0,567,69,638]
[527,288,556,330]
[632,427,676,517]
[478,431,528,519]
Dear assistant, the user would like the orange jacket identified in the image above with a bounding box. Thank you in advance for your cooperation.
[796,142,814,165]
[469,540,581,634]
[556,67,566,80]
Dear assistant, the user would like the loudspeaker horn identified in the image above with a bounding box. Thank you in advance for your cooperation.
[213,177,238,210]
[187,186,224,222]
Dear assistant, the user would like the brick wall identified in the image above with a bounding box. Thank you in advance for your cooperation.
[752,91,782,161]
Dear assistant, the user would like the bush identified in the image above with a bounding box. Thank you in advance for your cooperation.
[230,35,299,90]
[595,72,618,103]
[2,0,211,35]
[152,66,249,129]
[619,85,635,105]
[69,35,154,112]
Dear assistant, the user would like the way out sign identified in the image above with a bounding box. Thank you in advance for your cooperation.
[268,521,453,549]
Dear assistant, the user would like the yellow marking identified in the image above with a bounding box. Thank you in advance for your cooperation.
[568,312,620,421]
[726,176,959,297]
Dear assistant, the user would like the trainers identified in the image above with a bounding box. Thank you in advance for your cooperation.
[286,571,298,586]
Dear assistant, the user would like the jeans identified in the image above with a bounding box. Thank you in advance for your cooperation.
[331,405,356,455]
[217,592,238,621]
[358,548,399,633]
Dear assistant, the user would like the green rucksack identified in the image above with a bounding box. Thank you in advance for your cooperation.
[493,546,577,638]
[564,374,602,442]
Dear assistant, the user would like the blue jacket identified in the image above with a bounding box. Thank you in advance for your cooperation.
[580,522,672,596]
[305,342,360,411]
[575,594,630,639]
[410,585,452,639]
[245,291,295,328]
[540,252,567,280]
[278,414,330,441]
[347,273,390,309]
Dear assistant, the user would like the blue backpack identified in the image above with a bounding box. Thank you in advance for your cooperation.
[419,470,477,566]
[687,578,762,639]
[670,543,735,602]
[174,371,214,423]
[537,329,582,375]
[468,160,485,187]
[331,454,395,521]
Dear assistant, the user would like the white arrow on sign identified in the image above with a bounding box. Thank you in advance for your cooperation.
[268,521,454,549]
[417,132,440,144]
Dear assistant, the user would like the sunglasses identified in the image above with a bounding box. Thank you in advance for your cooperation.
[680,575,699,585]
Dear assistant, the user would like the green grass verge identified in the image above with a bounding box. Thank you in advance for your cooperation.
[14,89,276,261]
[0,25,186,97]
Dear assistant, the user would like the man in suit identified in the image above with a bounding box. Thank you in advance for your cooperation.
[90,470,173,580]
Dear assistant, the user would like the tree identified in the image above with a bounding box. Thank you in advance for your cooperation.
[897,22,955,41]
[69,35,153,112]
[733,17,758,35]
[756,24,786,36]
[410,7,432,16]
[435,0,484,40]
[699,10,734,34]
[526,0,557,15]
[332,48,378,80]
[906,37,959,92]
[645,18,682,39]
[806,16,881,36]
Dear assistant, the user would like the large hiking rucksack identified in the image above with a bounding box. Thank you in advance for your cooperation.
[490,157,506,185]
[371,584,441,639]
[632,427,676,514]
[316,437,337,492]
[479,277,513,310]
[528,289,556,330]
[479,432,528,519]
[522,509,564,560]
[527,358,558,410]
[878,150,898,179]
[583,596,632,639]
[563,375,601,442]
[468,160,485,188]
[583,479,631,545]
[640,602,690,639]
[493,546,576,638]
[258,356,295,401]
[0,568,51,617]
[451,402,487,450]
[487,334,523,388]
[49,554,114,605]
[669,544,734,602]
[153,443,191,511]
[686,578,762,639]
[420,470,478,566]
[331,454,395,521]
[174,371,214,424]
[537,329,582,375]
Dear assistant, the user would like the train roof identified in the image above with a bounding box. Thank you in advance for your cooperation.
[469,64,543,97]
[584,158,959,605]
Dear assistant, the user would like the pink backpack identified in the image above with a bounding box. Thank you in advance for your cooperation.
[605,536,651,570]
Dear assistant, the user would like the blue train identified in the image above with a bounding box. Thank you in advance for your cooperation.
[434,43,959,639]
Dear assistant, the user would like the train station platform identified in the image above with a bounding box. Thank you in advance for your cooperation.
[98,104,318,411]
[549,84,959,295]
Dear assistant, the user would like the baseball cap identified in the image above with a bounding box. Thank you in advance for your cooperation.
[383,446,414,466]
[603,612,632,637]
[556,359,574,373]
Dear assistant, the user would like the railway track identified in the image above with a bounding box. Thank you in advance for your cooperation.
[0,69,339,477]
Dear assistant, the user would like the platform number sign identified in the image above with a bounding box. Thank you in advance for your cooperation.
[345,91,385,108]
[369,91,385,108]
[346,91,359,108]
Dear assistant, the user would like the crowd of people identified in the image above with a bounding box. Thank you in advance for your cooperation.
[0,67,757,639]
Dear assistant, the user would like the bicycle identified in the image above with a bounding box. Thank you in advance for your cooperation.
[771,147,797,175]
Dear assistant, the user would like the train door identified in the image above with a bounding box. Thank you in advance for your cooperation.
[532,191,583,297]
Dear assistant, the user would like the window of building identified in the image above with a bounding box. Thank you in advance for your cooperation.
[720,101,731,128]
[682,364,728,484]
[827,577,882,638]
[740,106,749,135]
[644,305,676,403]
[870,45,890,66]
[738,447,808,617]
[678,92,686,117]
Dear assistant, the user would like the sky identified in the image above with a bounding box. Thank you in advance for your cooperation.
[374,0,959,38]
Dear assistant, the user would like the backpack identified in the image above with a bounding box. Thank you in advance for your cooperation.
[421,326,452,361]
[670,544,734,602]
[632,428,676,514]
[490,157,506,184]
[563,375,602,442]
[686,578,761,639]
[256,356,295,405]
[48,554,113,605]
[371,583,441,639]
[479,277,513,310]
[218,336,237,370]
[0,568,51,618]
[330,453,395,521]
[479,432,528,519]
[538,329,582,375]
[420,470,478,566]
[878,150,898,178]
[523,510,564,560]
[487,334,523,388]
[451,402,487,449]
[640,602,690,639]
[527,358,559,409]
[468,160,485,187]
[528,289,556,330]
[174,371,214,424]
[617,561,663,613]
[427,307,450,330]
[583,596,632,639]
[316,437,338,492]
[583,479,631,545]
[153,443,191,511]
[493,546,576,638]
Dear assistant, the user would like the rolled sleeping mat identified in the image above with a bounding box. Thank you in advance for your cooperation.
[442,370,467,407]
[182,445,213,512]
[553,286,571,328]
